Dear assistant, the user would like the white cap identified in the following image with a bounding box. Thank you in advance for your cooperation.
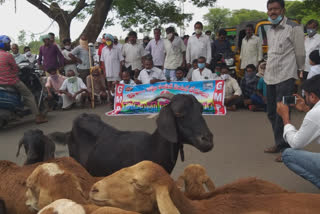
[96,38,102,43]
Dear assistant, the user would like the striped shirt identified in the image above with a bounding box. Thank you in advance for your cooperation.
[265,16,305,85]
[0,49,19,85]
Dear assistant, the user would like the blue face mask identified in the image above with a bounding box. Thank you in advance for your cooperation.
[198,63,205,69]
[268,15,283,25]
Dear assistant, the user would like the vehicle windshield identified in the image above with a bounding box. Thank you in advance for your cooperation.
[257,24,272,46]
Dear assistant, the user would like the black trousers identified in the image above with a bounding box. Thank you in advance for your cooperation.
[266,78,295,151]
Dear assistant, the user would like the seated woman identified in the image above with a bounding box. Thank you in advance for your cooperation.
[86,66,108,104]
[59,70,88,110]
[45,67,66,110]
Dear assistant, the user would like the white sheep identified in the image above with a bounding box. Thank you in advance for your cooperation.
[37,199,140,214]
[89,161,320,214]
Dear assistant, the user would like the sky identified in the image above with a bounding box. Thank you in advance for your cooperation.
[0,0,269,43]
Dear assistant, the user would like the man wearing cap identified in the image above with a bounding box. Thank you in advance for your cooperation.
[0,35,48,124]
[100,34,124,101]
[38,34,64,73]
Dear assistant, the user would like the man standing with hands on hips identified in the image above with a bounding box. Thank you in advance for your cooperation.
[263,0,305,162]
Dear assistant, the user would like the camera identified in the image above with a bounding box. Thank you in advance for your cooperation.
[282,96,297,105]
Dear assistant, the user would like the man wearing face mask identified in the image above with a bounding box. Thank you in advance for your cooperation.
[191,56,215,81]
[277,75,320,188]
[69,35,95,83]
[23,46,37,64]
[62,38,77,76]
[101,34,124,99]
[186,22,212,69]
[263,0,305,162]
[303,20,320,80]
[163,27,186,81]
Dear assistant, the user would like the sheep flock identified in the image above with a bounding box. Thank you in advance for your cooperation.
[0,157,320,214]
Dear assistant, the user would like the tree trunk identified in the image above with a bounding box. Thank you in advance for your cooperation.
[80,0,114,43]
[58,20,71,42]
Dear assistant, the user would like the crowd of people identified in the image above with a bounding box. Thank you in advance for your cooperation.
[0,0,320,189]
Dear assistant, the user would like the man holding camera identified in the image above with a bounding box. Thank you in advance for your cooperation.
[277,75,320,188]
[263,0,305,161]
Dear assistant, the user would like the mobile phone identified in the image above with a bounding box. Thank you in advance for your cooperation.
[282,96,297,105]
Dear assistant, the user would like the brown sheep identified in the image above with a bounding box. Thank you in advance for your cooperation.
[38,199,140,214]
[89,161,320,214]
[0,157,100,214]
[176,164,215,199]
[176,164,288,200]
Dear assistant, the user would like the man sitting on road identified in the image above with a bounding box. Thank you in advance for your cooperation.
[59,69,88,110]
[221,65,242,111]
[0,35,47,124]
[277,75,320,188]
[45,67,66,110]
[175,67,188,82]
[135,57,165,85]
[191,56,215,81]
[86,66,108,104]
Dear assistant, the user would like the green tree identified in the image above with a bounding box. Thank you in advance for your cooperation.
[203,8,267,33]
[228,9,267,27]
[285,1,320,27]
[17,30,27,46]
[3,0,216,43]
[203,8,231,33]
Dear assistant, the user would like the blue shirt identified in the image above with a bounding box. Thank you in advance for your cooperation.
[257,77,267,97]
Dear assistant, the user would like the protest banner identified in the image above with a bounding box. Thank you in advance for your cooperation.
[106,80,226,116]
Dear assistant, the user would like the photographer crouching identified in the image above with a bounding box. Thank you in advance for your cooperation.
[277,75,320,188]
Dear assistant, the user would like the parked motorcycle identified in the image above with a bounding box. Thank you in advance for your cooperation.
[0,61,47,128]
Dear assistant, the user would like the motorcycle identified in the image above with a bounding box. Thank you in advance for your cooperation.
[0,61,48,128]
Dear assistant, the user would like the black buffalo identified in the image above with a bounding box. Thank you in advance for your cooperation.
[16,129,56,165]
[0,198,5,214]
[50,94,214,176]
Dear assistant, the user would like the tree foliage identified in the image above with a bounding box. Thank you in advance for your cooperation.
[203,8,231,33]
[286,1,320,26]
[17,30,27,46]
[203,8,267,33]
[5,0,216,43]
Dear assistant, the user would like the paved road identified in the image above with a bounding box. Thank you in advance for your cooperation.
[0,105,319,193]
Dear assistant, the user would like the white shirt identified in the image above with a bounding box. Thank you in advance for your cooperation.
[120,79,136,86]
[62,49,78,74]
[191,68,214,81]
[138,67,166,84]
[114,43,123,51]
[307,64,320,79]
[145,39,165,67]
[186,34,212,64]
[224,77,242,99]
[24,54,37,64]
[60,77,87,95]
[101,46,124,78]
[304,34,320,72]
[122,43,145,70]
[283,101,320,149]
[240,35,263,69]
[163,36,186,70]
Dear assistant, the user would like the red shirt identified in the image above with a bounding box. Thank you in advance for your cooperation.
[0,50,19,85]
[98,43,105,59]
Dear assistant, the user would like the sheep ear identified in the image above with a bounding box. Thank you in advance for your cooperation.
[16,139,24,157]
[155,185,180,214]
[203,176,215,192]
[156,105,178,143]
[41,136,56,161]
[175,176,185,191]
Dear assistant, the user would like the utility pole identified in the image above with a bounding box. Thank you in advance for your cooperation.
[180,0,185,36]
